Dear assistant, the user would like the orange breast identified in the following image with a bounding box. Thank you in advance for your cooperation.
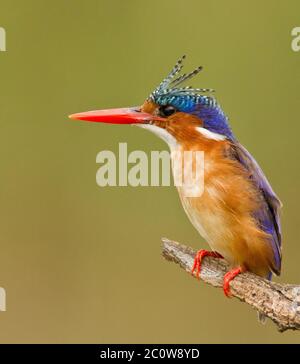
[173,140,275,278]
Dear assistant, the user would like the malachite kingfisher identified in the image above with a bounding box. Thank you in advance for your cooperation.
[69,56,282,298]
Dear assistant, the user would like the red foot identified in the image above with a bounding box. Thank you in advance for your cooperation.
[191,250,223,279]
[223,267,243,297]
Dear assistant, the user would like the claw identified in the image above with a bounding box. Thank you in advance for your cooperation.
[223,267,243,297]
[191,249,223,279]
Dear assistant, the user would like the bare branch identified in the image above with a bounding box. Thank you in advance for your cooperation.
[162,238,300,332]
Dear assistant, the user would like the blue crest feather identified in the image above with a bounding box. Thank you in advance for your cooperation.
[149,56,234,139]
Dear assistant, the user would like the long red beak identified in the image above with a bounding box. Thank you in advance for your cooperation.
[69,107,159,124]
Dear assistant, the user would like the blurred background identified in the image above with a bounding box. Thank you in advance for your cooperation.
[0,0,299,343]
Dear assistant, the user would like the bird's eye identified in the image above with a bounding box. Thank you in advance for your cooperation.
[159,105,177,117]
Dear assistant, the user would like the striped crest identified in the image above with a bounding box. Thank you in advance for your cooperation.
[149,55,216,110]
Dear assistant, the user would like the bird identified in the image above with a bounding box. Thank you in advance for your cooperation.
[69,55,282,300]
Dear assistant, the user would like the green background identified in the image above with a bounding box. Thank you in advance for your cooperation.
[0,0,299,343]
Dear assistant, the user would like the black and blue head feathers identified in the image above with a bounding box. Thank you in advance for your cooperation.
[148,55,234,140]
[149,55,215,110]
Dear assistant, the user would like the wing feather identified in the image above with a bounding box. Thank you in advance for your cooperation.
[229,141,282,275]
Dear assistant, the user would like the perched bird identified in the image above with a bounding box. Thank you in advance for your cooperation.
[69,56,282,298]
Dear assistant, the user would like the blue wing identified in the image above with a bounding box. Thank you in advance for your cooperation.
[230,141,282,275]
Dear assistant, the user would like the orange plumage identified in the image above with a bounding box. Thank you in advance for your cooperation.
[70,56,282,300]
[142,100,280,279]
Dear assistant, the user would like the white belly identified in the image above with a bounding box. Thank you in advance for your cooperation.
[169,144,237,265]
[178,193,236,265]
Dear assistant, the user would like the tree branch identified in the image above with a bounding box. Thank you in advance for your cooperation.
[161,237,300,332]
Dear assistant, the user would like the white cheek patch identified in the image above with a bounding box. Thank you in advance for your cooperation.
[136,124,178,150]
[196,127,226,141]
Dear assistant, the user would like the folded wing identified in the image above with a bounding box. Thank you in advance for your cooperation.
[229,141,282,275]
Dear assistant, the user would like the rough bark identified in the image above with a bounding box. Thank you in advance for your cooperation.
[162,238,300,332]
